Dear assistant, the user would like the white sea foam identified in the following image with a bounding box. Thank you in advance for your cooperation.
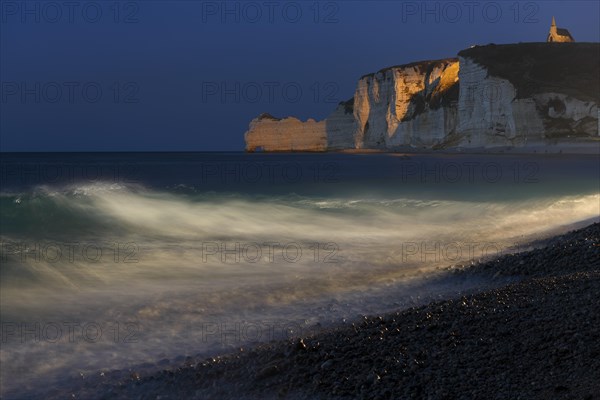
[1,182,598,396]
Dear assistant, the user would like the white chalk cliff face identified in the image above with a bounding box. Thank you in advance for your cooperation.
[353,60,459,149]
[456,57,598,148]
[245,43,599,152]
[244,114,327,152]
[456,57,543,147]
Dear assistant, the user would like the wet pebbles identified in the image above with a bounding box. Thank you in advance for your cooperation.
[22,223,600,399]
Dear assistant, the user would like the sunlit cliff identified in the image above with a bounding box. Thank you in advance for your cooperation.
[245,43,599,152]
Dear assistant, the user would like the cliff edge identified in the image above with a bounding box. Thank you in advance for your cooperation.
[245,43,600,152]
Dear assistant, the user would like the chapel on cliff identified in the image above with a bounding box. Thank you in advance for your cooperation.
[547,17,575,42]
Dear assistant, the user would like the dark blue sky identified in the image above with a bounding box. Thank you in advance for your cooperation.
[1,0,599,151]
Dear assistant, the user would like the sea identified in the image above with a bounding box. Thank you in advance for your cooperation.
[0,152,598,397]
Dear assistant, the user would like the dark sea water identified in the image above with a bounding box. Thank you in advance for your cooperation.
[1,152,599,397]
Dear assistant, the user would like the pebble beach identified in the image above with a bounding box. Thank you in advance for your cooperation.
[15,222,600,400]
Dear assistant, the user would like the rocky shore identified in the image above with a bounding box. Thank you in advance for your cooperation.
[17,223,600,400]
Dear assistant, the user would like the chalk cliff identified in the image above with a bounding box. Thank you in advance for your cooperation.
[245,43,599,152]
[244,113,327,152]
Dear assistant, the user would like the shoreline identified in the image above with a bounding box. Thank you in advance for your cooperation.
[248,142,600,156]
[10,222,600,399]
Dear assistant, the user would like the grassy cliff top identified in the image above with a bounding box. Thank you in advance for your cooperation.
[256,113,281,121]
[359,58,459,80]
[459,42,600,102]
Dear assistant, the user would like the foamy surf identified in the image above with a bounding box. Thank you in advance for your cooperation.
[1,153,599,397]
